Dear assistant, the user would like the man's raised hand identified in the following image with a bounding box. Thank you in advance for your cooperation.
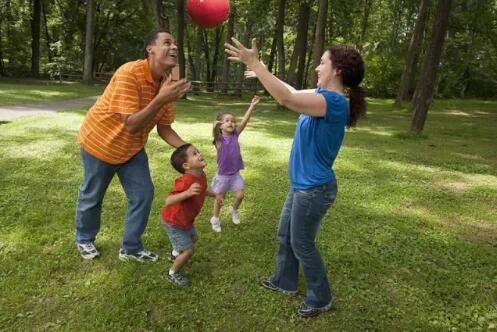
[157,76,191,103]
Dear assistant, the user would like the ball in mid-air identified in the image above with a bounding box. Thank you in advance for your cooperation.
[186,0,230,29]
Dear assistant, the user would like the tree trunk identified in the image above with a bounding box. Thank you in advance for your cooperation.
[186,37,196,81]
[176,0,185,79]
[153,0,169,30]
[0,15,5,76]
[221,8,235,93]
[202,30,211,83]
[210,26,224,85]
[267,36,277,74]
[31,0,41,78]
[275,0,286,79]
[236,19,252,97]
[41,0,52,62]
[389,1,403,48]
[410,0,452,133]
[194,27,202,81]
[311,0,328,86]
[358,0,373,52]
[287,1,310,88]
[62,0,83,52]
[394,0,428,109]
[304,20,317,88]
[83,0,96,83]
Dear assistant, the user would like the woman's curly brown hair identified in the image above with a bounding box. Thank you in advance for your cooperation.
[325,46,366,128]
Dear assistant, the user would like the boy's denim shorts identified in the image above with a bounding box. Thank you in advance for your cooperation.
[162,222,197,252]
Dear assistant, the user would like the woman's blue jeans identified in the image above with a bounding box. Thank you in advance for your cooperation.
[75,148,154,254]
[270,183,337,308]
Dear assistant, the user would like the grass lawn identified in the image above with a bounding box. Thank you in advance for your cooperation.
[0,79,103,106]
[0,94,496,331]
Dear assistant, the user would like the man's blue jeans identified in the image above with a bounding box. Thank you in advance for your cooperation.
[270,183,337,308]
[75,148,154,253]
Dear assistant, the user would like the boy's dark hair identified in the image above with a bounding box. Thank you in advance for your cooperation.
[170,143,192,174]
[143,29,170,58]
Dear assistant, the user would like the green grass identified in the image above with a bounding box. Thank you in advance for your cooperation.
[0,79,103,106]
[1,94,496,331]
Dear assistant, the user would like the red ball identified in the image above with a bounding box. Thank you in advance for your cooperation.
[187,0,230,29]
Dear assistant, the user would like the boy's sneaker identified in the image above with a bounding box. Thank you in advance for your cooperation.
[167,272,190,286]
[210,216,221,232]
[296,301,332,318]
[260,277,297,296]
[229,206,241,224]
[76,242,100,260]
[118,249,158,262]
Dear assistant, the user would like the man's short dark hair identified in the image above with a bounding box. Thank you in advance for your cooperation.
[170,143,192,174]
[143,29,170,58]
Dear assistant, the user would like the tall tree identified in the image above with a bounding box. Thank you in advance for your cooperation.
[31,0,41,78]
[83,0,96,83]
[358,0,373,51]
[393,0,429,109]
[268,0,286,77]
[275,0,286,79]
[41,0,52,62]
[287,0,310,88]
[410,0,452,133]
[194,27,202,81]
[236,15,253,96]
[175,0,185,79]
[267,35,277,74]
[311,0,328,86]
[186,36,196,80]
[202,27,224,90]
[221,7,235,93]
[153,0,169,30]
[0,10,5,76]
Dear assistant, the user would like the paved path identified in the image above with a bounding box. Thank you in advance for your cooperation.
[0,96,98,121]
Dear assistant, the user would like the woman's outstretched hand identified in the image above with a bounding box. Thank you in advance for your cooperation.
[225,37,259,68]
[245,60,266,79]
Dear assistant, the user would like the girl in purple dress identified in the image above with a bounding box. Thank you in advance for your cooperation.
[210,95,260,232]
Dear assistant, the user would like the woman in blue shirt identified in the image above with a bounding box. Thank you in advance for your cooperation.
[225,38,366,318]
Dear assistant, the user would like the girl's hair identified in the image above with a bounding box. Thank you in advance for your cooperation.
[324,45,366,128]
[212,112,236,146]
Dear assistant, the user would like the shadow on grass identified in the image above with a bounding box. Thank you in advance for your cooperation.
[1,97,497,330]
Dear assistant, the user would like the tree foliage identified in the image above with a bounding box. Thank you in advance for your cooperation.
[0,0,495,98]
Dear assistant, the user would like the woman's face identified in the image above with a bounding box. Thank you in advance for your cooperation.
[315,51,338,88]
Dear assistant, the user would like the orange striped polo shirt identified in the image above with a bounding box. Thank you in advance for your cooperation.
[77,59,174,164]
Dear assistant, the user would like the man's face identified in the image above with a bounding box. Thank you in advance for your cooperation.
[147,32,178,68]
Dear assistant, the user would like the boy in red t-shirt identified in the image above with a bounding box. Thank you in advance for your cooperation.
[161,143,221,286]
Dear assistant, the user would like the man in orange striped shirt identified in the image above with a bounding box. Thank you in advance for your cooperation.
[75,29,191,262]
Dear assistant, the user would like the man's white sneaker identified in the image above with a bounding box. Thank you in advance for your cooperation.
[229,206,240,224]
[118,249,158,262]
[210,216,221,232]
[76,242,100,260]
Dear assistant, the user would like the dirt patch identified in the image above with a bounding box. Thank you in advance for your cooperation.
[442,181,469,192]
[454,219,497,246]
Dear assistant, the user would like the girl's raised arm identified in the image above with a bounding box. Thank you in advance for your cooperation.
[237,95,260,134]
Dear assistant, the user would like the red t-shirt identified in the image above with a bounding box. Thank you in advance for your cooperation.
[161,172,207,229]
